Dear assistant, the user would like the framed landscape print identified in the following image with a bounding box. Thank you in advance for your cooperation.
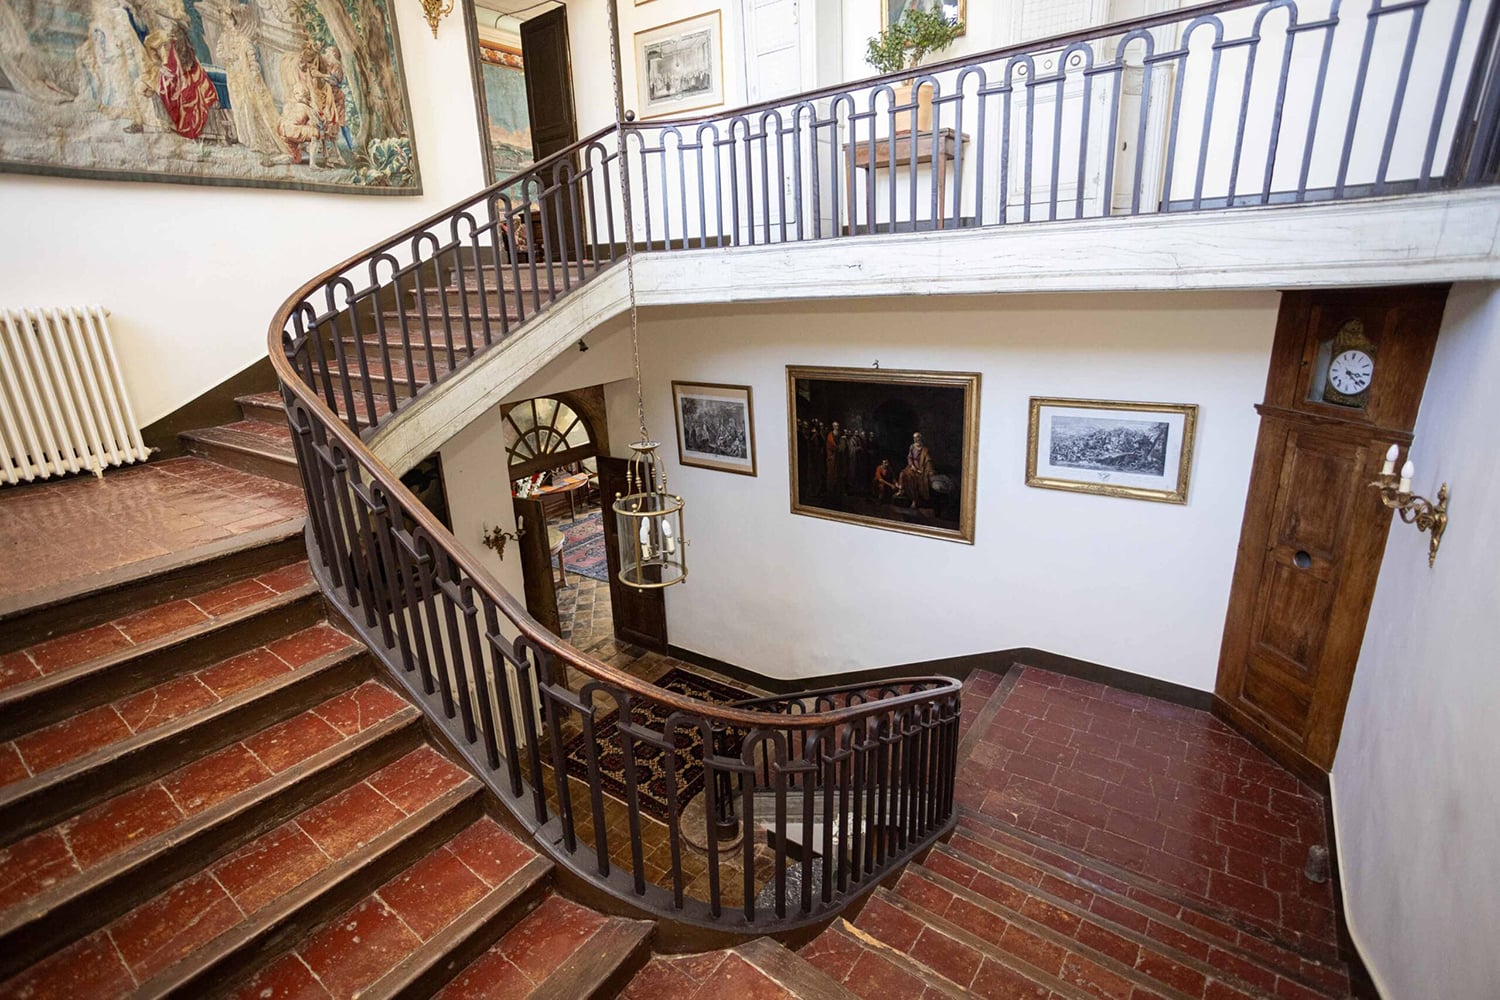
[634,12,724,119]
[475,41,534,189]
[788,366,980,543]
[0,0,421,194]
[1027,398,1198,504]
[672,381,757,476]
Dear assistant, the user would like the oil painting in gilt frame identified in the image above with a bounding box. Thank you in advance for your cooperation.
[1027,397,1198,504]
[634,11,723,120]
[788,366,980,543]
[672,381,756,477]
[0,0,422,194]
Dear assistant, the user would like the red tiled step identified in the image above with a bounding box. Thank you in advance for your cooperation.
[0,628,367,848]
[0,568,322,746]
[625,937,858,999]
[434,893,653,999]
[0,684,421,980]
[180,421,298,486]
[956,809,1346,978]
[228,816,551,999]
[0,747,481,998]
[453,261,578,291]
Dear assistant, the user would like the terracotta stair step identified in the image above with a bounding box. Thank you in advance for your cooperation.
[180,421,299,486]
[625,937,859,999]
[0,634,368,847]
[899,852,1258,1000]
[0,522,307,658]
[453,260,582,290]
[321,355,457,398]
[263,386,394,430]
[0,572,324,746]
[956,809,1347,977]
[802,917,1014,999]
[231,817,552,1000]
[949,815,1349,996]
[346,327,484,362]
[0,748,480,998]
[434,893,654,999]
[0,684,423,979]
[236,392,286,424]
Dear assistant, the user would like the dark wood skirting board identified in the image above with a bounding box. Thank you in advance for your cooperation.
[141,356,279,458]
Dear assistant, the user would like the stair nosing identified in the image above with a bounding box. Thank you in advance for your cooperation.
[140,776,484,998]
[824,918,972,1000]
[735,937,861,1000]
[528,914,655,1000]
[954,810,1346,977]
[0,706,423,977]
[361,855,554,1000]
[0,644,370,841]
[180,427,295,463]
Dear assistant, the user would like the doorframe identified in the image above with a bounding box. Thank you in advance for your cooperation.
[460,0,500,186]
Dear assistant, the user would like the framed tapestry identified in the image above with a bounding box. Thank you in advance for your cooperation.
[474,40,534,187]
[0,0,422,194]
[1026,397,1198,504]
[672,381,756,477]
[634,12,724,120]
[788,366,980,543]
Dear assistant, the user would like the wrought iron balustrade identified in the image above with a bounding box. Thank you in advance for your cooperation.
[269,0,1497,935]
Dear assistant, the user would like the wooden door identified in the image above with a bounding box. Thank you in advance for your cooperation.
[1216,286,1447,776]
[519,7,581,261]
[741,0,802,102]
[512,496,560,637]
[597,456,668,652]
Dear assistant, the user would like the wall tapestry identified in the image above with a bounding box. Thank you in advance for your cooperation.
[634,11,722,120]
[672,381,756,477]
[788,366,980,543]
[476,40,531,186]
[0,0,422,194]
[1027,397,1198,504]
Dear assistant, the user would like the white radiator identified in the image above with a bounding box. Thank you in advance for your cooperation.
[0,306,152,485]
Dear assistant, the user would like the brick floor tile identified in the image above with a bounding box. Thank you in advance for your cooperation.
[162,743,273,815]
[378,845,488,941]
[296,782,406,860]
[64,782,184,869]
[15,703,132,773]
[114,600,211,644]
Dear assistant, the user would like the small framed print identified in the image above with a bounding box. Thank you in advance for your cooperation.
[672,382,757,476]
[635,12,725,119]
[1027,398,1198,504]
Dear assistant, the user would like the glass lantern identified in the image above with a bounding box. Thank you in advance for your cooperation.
[612,441,687,589]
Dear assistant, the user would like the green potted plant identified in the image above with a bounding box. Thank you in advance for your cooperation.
[865,6,965,133]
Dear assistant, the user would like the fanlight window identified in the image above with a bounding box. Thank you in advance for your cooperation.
[505,397,593,467]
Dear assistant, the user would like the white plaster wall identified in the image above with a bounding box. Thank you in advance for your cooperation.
[603,290,1278,685]
[1332,282,1500,1000]
[0,0,489,425]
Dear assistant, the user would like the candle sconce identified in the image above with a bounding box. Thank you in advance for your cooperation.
[1369,445,1449,567]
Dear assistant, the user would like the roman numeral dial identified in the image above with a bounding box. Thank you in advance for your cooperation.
[1328,350,1374,397]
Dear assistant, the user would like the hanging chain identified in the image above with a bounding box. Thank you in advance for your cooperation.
[605,0,650,446]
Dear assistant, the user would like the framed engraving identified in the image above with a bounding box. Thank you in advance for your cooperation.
[1027,398,1198,504]
[672,381,757,476]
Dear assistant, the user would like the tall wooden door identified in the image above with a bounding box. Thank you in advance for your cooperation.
[1216,286,1447,776]
[597,456,668,652]
[512,496,560,637]
[519,7,580,261]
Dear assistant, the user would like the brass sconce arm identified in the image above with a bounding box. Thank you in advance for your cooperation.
[1369,473,1449,567]
[481,521,523,560]
[420,0,454,37]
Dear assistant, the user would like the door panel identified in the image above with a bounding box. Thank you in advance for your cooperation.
[597,456,668,652]
[742,0,802,102]
[513,496,560,637]
[519,8,581,261]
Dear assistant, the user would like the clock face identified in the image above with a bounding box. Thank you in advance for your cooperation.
[1328,349,1374,397]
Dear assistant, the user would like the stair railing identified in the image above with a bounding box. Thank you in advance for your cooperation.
[270,0,1498,934]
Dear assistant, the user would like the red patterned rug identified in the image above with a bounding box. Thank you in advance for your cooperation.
[559,511,609,582]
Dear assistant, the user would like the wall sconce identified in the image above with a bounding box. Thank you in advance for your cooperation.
[419,0,454,37]
[1370,444,1449,567]
[482,523,521,560]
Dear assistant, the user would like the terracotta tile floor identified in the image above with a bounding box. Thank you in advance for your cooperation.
[0,457,304,613]
[622,949,799,999]
[0,562,316,698]
[959,665,1337,955]
[557,575,611,650]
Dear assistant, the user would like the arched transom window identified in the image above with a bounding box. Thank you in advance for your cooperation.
[505,397,594,469]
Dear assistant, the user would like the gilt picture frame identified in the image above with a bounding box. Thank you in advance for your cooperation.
[672,381,757,477]
[788,366,980,543]
[1026,397,1198,504]
[634,12,725,119]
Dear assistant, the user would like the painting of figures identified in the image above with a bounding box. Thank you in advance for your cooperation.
[634,11,722,119]
[0,0,421,193]
[476,40,531,186]
[788,366,980,543]
[1027,397,1198,504]
[673,381,756,476]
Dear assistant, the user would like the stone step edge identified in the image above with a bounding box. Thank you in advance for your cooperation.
[0,706,423,980]
[139,777,484,997]
[955,809,1345,973]
[820,918,972,1000]
[735,936,861,1000]
[530,914,656,1000]
[0,582,325,744]
[360,855,554,1000]
[179,425,295,462]
[0,644,369,846]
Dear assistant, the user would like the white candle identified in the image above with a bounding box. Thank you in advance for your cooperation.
[1399,460,1414,495]
[1382,443,1399,477]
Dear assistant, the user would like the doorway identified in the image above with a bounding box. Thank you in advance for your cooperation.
[466,3,577,189]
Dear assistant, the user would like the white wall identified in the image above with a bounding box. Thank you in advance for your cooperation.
[609,291,1277,685]
[0,0,489,425]
[1332,282,1500,1000]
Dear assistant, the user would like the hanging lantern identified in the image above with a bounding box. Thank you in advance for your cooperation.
[612,441,687,589]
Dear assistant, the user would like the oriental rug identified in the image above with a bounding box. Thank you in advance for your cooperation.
[560,511,609,582]
[558,667,753,824]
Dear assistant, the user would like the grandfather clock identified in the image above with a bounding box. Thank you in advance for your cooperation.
[1215,286,1447,778]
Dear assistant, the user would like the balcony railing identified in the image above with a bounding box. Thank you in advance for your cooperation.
[269,0,1496,935]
